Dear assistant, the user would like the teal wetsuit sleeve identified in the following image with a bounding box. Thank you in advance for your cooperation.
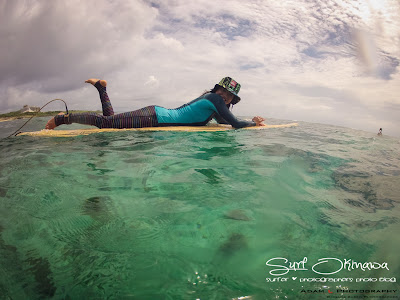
[203,94,256,129]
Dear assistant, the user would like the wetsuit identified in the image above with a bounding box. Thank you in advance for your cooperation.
[55,81,256,129]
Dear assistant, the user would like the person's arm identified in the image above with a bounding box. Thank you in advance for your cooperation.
[213,113,229,124]
[204,93,259,128]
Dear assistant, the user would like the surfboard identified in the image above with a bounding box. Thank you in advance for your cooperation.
[18,123,298,137]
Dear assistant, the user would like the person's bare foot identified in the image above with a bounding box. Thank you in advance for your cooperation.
[45,112,65,130]
[85,78,107,87]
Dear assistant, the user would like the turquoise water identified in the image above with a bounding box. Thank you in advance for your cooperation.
[0,118,399,299]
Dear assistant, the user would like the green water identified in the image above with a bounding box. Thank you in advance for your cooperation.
[0,118,399,299]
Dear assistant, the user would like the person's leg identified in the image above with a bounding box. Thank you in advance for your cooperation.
[50,106,159,129]
[45,79,159,129]
[85,79,114,116]
[105,106,159,128]
[53,112,108,128]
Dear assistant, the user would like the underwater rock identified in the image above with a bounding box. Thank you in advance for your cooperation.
[84,196,103,212]
[0,228,19,298]
[333,172,399,211]
[86,162,113,175]
[261,144,295,157]
[0,225,18,256]
[142,170,155,192]
[0,187,7,197]
[25,253,56,298]
[83,196,111,221]
[224,209,251,221]
[42,191,61,205]
[318,213,341,228]
[343,199,376,213]
[195,168,222,184]
[219,233,248,256]
[353,217,397,230]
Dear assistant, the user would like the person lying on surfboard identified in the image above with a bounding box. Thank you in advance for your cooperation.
[45,77,266,130]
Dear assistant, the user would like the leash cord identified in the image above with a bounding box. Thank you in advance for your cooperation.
[5,99,69,138]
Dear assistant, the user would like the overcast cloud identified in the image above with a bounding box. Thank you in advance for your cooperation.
[1,0,399,136]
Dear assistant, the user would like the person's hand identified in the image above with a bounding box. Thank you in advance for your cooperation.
[252,116,266,126]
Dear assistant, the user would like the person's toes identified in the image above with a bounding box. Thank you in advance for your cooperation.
[85,78,100,85]
[85,79,107,87]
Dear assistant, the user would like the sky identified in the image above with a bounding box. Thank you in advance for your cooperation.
[1,0,399,136]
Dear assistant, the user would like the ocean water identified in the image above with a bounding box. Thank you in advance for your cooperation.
[0,117,399,300]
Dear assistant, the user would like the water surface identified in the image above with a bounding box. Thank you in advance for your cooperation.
[0,118,399,299]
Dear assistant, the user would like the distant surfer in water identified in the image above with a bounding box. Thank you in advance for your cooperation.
[45,77,265,130]
[377,128,382,136]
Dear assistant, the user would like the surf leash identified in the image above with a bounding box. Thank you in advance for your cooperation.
[3,99,69,139]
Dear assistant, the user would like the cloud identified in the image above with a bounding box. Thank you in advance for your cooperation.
[0,0,157,90]
[1,0,399,136]
[144,75,160,87]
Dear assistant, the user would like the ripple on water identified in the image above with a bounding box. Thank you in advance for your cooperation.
[1,119,400,299]
[65,215,173,253]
